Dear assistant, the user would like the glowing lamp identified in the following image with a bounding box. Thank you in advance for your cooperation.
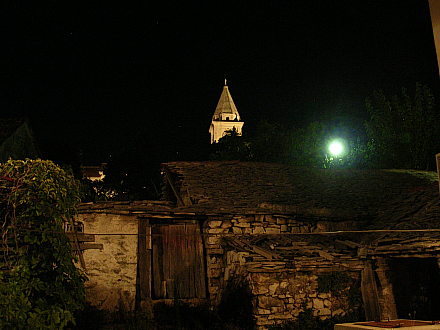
[329,141,343,157]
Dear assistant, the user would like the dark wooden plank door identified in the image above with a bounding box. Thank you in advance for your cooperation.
[151,223,206,299]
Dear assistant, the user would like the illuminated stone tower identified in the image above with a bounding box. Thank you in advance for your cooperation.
[209,79,244,144]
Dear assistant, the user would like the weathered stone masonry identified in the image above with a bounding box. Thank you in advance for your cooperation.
[203,213,364,328]
[75,200,440,329]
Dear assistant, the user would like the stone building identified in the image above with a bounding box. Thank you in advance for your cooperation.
[209,80,244,144]
[74,161,440,328]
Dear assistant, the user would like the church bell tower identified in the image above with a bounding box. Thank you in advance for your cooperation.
[209,79,244,144]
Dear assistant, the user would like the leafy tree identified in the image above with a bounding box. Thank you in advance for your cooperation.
[249,120,290,163]
[0,159,87,330]
[365,83,440,170]
[209,127,252,161]
[286,119,372,169]
[288,121,328,167]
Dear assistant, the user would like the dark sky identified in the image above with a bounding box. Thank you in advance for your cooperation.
[2,1,439,165]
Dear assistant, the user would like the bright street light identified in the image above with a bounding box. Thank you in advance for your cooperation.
[329,141,343,157]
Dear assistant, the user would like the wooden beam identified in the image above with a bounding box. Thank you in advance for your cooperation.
[66,233,96,242]
[361,260,381,321]
[138,218,151,300]
[71,243,103,251]
[64,216,86,269]
[165,169,185,206]
[335,239,362,249]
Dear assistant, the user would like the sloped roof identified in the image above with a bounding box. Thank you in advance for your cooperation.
[162,161,438,221]
[212,84,241,121]
[374,181,440,229]
[0,118,27,145]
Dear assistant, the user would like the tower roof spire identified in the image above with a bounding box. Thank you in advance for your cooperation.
[212,82,240,121]
[209,79,244,144]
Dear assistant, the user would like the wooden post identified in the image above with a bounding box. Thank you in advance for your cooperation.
[436,153,440,194]
[361,260,381,321]
[138,218,151,300]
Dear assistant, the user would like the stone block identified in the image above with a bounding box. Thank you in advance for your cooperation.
[258,295,284,308]
[208,286,219,294]
[256,318,273,326]
[207,228,225,234]
[221,220,232,228]
[276,218,286,225]
[265,215,276,223]
[252,226,265,234]
[269,306,284,314]
[255,214,265,222]
[209,268,222,278]
[265,227,281,234]
[232,227,243,234]
[318,308,332,316]
[269,283,280,295]
[294,293,306,300]
[233,216,247,222]
[206,236,221,245]
[243,227,253,234]
[252,272,271,283]
[256,308,271,315]
[208,220,223,228]
[253,286,269,295]
[313,298,324,309]
[235,222,251,228]
[280,225,288,232]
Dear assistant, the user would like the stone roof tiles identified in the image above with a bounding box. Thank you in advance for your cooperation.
[162,161,439,221]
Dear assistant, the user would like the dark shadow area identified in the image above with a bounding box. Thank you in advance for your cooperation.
[389,257,440,320]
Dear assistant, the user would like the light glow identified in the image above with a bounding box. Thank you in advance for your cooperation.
[329,141,343,156]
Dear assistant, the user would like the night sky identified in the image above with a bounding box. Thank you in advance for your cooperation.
[2,1,439,165]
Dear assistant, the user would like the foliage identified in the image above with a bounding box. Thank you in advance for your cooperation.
[216,278,255,329]
[365,83,440,170]
[317,272,353,297]
[267,306,328,330]
[287,121,328,167]
[317,272,364,322]
[0,159,87,330]
[267,305,360,330]
[209,127,252,161]
[286,119,372,169]
[248,120,290,163]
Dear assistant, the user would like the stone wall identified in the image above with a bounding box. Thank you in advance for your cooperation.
[76,211,138,312]
[251,272,343,328]
[203,213,363,329]
[74,202,364,328]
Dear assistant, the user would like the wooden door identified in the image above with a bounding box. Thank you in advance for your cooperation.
[151,223,206,299]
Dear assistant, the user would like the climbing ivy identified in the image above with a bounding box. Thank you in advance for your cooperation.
[317,272,364,321]
[0,159,87,330]
[317,272,352,297]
